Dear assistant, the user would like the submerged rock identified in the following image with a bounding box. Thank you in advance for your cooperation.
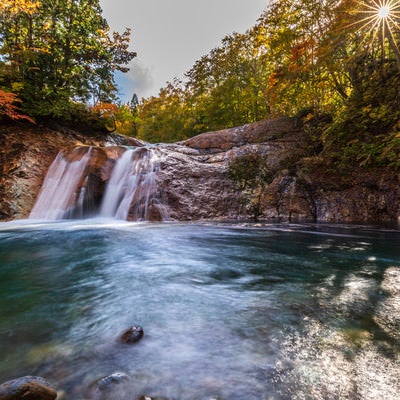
[93,372,130,390]
[119,325,144,344]
[89,372,130,400]
[0,376,57,400]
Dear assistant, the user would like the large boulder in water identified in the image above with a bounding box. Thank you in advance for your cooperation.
[0,376,57,400]
[119,325,144,344]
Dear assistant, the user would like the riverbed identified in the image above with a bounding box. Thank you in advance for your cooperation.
[0,220,399,399]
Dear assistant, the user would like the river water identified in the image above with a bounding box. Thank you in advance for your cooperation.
[0,220,399,399]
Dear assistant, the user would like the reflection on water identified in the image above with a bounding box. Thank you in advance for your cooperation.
[0,220,399,399]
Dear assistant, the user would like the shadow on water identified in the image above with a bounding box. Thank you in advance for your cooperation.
[0,221,399,399]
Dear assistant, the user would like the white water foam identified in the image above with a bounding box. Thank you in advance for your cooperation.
[100,147,169,221]
[29,148,92,220]
[30,146,169,221]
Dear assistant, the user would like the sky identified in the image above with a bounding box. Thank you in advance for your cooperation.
[99,0,267,101]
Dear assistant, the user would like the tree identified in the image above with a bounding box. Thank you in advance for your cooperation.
[136,80,193,142]
[0,89,34,122]
[135,0,400,173]
[0,0,136,120]
[0,0,39,15]
[136,0,348,141]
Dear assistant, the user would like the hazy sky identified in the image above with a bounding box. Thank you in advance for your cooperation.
[99,0,267,101]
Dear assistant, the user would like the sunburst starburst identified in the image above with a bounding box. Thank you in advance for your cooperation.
[351,1,400,35]
[378,5,391,18]
[345,1,400,69]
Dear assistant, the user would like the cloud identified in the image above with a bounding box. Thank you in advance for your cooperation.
[115,60,155,101]
[101,0,266,99]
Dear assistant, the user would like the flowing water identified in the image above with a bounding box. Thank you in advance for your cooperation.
[29,148,93,220]
[0,220,399,399]
[29,146,169,222]
[100,147,168,221]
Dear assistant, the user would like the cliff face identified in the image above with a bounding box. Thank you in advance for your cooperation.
[172,118,399,223]
[0,120,399,223]
[0,123,140,220]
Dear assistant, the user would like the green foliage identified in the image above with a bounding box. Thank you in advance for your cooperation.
[135,0,348,142]
[136,80,194,143]
[0,0,136,123]
[133,0,400,174]
[228,152,274,220]
[228,152,274,190]
[379,128,400,168]
[322,61,400,168]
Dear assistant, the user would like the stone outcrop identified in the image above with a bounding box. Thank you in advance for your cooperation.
[0,119,399,223]
[180,117,299,152]
[0,123,140,220]
[294,158,400,222]
[158,119,399,222]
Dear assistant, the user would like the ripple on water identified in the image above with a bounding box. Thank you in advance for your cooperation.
[0,221,399,399]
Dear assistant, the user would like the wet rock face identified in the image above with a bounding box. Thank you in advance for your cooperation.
[0,376,57,400]
[0,123,137,220]
[63,145,126,218]
[155,145,241,221]
[1,120,399,223]
[295,159,400,223]
[157,121,317,222]
[0,130,57,220]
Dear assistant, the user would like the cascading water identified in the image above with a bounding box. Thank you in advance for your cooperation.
[29,147,93,220]
[30,145,169,221]
[100,147,169,221]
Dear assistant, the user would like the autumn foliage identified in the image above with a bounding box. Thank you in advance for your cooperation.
[0,90,35,123]
[0,0,135,124]
[133,0,400,168]
[0,0,39,15]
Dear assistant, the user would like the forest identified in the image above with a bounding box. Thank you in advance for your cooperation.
[0,0,135,125]
[1,0,400,169]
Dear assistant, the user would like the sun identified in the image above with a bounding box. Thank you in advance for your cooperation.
[352,1,400,32]
[378,5,390,18]
[345,0,400,59]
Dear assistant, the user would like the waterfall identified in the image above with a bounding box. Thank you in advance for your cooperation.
[29,147,92,220]
[100,147,169,221]
[30,145,169,221]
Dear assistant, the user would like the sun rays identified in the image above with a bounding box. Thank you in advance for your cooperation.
[341,0,400,67]
[356,0,400,25]
[347,1,400,47]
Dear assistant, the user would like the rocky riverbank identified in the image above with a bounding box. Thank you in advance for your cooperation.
[0,123,141,221]
[0,119,399,223]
